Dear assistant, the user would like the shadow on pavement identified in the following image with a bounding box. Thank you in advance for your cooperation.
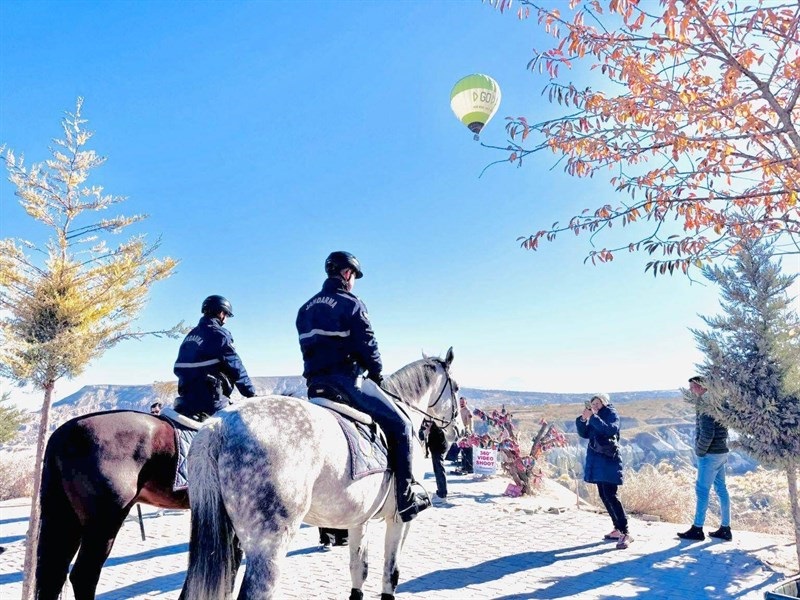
[399,542,606,593]
[486,542,785,600]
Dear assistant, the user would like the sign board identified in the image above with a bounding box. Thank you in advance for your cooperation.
[473,448,497,475]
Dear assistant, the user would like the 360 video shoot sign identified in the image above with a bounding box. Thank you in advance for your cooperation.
[473,447,498,475]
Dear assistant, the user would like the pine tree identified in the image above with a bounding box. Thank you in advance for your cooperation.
[0,391,27,444]
[691,240,800,568]
[0,99,182,599]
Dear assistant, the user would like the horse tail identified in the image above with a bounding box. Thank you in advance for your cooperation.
[34,424,81,600]
[182,422,238,600]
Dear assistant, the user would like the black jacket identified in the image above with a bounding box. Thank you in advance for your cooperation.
[695,410,729,456]
[173,316,256,415]
[296,277,382,383]
[422,422,449,455]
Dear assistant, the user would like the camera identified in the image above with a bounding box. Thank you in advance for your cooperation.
[584,400,592,409]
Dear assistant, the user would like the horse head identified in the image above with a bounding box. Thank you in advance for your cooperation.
[385,346,461,443]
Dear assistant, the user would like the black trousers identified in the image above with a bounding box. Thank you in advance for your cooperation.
[319,527,348,545]
[309,374,415,503]
[597,482,628,534]
[431,451,447,498]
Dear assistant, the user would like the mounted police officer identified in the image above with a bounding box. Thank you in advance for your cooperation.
[296,251,431,522]
[173,295,256,420]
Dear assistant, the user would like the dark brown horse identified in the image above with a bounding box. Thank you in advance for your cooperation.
[34,409,193,600]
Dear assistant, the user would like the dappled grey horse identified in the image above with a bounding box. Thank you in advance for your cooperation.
[181,348,460,600]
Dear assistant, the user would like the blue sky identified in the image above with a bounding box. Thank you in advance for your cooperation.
[2,1,796,412]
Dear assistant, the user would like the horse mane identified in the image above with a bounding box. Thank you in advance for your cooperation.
[384,357,444,405]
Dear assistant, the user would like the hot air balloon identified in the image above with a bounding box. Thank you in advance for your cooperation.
[450,74,502,141]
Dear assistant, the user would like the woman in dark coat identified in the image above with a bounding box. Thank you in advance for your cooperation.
[576,393,632,549]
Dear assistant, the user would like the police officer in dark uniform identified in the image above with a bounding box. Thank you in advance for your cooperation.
[296,251,431,522]
[173,295,256,420]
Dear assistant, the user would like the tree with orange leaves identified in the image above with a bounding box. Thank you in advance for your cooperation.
[485,0,799,275]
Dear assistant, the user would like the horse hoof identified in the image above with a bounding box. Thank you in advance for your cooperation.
[349,589,364,600]
[380,594,395,600]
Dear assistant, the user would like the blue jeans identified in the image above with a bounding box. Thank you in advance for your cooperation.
[694,453,730,527]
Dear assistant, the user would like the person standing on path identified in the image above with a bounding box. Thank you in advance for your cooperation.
[678,375,732,542]
[420,420,449,499]
[458,397,474,474]
[576,393,633,550]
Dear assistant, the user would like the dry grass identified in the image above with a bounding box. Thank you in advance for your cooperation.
[554,461,793,535]
[0,450,35,501]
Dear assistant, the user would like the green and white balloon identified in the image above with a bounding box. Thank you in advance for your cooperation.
[450,74,502,140]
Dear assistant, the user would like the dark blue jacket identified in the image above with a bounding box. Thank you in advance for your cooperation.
[173,316,256,416]
[576,404,624,485]
[296,277,382,383]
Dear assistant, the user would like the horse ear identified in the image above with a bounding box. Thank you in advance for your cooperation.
[421,349,429,359]
[445,346,454,367]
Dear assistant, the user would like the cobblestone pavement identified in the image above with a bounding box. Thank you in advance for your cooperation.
[1,471,796,599]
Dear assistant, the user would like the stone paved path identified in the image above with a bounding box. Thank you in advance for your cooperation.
[1,471,796,599]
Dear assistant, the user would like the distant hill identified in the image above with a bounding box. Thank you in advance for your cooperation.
[4,380,759,476]
[462,387,682,407]
[7,378,681,448]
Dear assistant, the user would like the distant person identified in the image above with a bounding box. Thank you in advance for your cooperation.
[149,401,163,416]
[296,251,430,522]
[420,419,449,499]
[459,397,473,434]
[678,376,732,542]
[576,393,632,550]
[458,397,474,474]
[173,295,256,421]
[318,527,348,551]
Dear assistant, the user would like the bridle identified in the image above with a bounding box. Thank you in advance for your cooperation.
[398,359,459,431]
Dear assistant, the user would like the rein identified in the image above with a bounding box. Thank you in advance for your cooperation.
[383,361,458,430]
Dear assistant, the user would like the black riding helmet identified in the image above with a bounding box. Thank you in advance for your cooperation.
[325,251,363,279]
[202,295,234,317]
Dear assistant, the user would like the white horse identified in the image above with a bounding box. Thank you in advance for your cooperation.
[180,348,460,600]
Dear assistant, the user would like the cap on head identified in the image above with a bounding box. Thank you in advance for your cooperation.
[202,295,234,317]
[689,375,707,386]
[591,393,610,406]
[325,251,363,279]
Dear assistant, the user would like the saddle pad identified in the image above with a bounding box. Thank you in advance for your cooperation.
[166,419,197,491]
[333,412,389,480]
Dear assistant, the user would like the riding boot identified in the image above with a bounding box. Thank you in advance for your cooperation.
[396,479,431,523]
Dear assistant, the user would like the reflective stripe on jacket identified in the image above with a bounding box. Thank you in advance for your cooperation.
[173,316,256,415]
[296,277,382,382]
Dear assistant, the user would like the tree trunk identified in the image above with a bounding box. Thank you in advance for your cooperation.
[787,463,800,572]
[20,381,55,600]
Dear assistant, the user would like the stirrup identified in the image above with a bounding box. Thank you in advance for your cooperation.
[397,485,431,523]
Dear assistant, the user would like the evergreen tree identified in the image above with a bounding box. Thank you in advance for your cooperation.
[691,240,800,568]
[0,391,27,444]
[0,99,182,599]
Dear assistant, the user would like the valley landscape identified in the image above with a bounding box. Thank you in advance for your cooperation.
[1,378,790,536]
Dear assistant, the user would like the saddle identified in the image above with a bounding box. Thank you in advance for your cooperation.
[308,382,389,480]
[158,406,205,491]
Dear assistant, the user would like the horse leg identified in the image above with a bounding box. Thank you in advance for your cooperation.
[348,523,369,600]
[379,520,409,600]
[35,454,83,600]
[237,529,298,600]
[68,514,126,600]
